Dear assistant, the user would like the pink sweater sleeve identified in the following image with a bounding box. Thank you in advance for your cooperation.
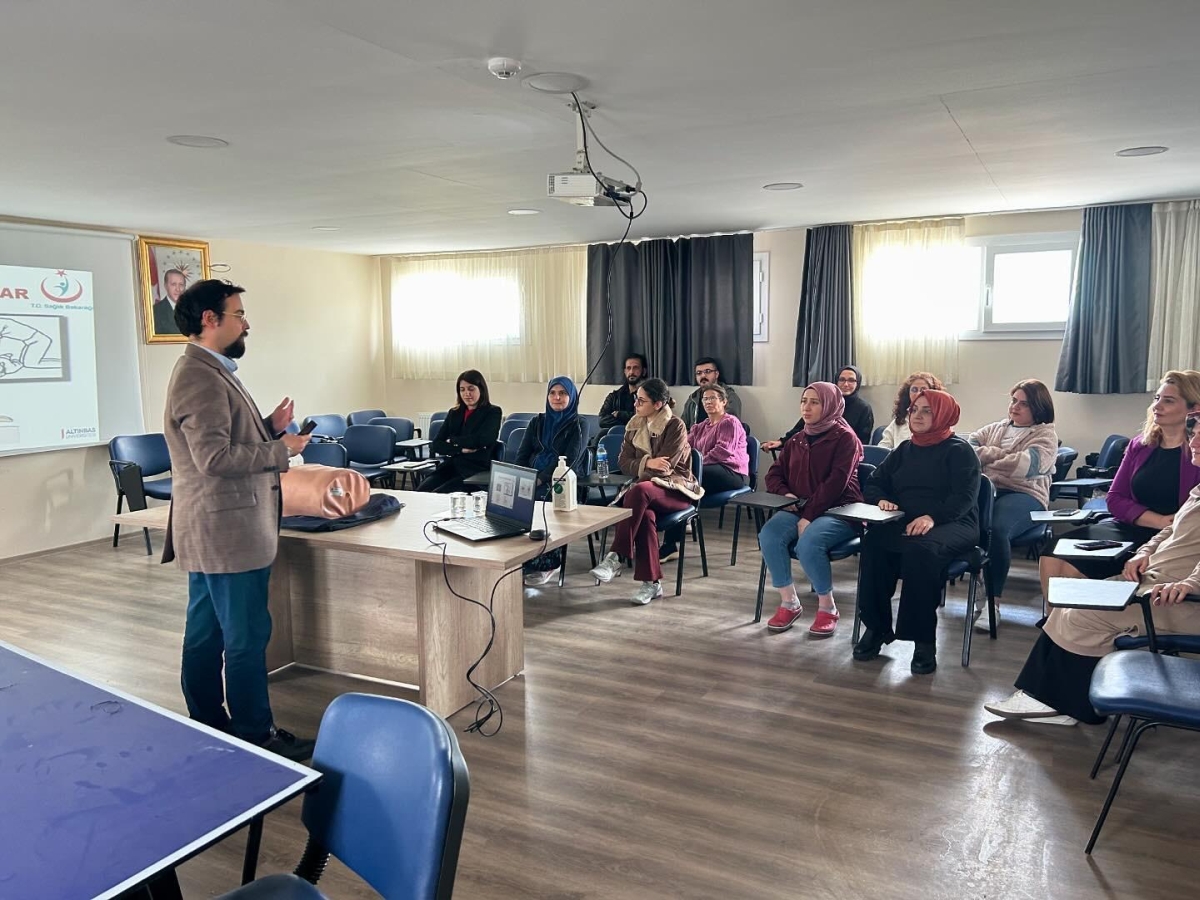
[700,416,749,475]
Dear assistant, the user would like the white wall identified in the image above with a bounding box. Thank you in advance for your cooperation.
[0,235,383,561]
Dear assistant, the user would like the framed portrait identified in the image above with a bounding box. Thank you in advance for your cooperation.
[137,236,210,344]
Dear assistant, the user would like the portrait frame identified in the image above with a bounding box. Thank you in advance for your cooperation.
[137,236,210,344]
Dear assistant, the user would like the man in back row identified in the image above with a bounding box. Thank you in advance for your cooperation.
[599,353,648,432]
[682,356,742,427]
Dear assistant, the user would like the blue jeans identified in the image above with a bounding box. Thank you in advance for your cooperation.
[182,567,274,744]
[989,490,1044,597]
[758,512,857,595]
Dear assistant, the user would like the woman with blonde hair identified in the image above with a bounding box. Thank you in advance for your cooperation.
[1038,370,1200,595]
[878,372,945,448]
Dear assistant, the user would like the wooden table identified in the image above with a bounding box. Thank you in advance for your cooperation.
[114,491,629,717]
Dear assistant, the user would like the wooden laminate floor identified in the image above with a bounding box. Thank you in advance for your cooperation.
[5,515,1199,899]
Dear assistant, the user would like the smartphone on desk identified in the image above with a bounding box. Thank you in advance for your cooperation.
[1076,540,1123,551]
[1053,508,1078,517]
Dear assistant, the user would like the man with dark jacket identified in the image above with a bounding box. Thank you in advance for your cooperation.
[682,356,742,427]
[598,353,647,432]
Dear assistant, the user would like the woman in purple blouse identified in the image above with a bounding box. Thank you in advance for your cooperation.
[658,383,749,562]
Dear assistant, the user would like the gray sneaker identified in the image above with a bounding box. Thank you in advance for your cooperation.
[631,581,663,605]
[589,552,624,583]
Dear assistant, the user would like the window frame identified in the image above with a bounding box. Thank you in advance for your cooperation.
[961,231,1079,340]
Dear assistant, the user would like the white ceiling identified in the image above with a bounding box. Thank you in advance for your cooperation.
[3,0,1200,254]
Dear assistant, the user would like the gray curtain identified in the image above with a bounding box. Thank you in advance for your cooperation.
[586,234,754,384]
[1055,204,1152,394]
[792,224,853,386]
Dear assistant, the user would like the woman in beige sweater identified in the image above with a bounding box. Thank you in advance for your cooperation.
[983,419,1200,726]
[589,378,698,606]
[968,379,1059,619]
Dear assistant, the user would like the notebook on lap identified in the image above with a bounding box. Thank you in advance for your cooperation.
[436,461,539,541]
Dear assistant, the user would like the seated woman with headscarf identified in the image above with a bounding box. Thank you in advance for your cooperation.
[854,390,981,675]
[589,378,698,606]
[984,420,1200,726]
[517,376,586,585]
[759,382,863,636]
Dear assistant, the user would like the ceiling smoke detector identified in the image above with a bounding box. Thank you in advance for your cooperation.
[487,57,523,80]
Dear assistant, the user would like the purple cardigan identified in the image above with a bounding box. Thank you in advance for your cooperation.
[765,420,863,522]
[1106,435,1200,524]
[688,414,749,476]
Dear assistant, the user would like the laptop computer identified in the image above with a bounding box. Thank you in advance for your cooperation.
[436,461,540,541]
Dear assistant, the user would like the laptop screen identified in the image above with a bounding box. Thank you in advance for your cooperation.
[486,461,539,528]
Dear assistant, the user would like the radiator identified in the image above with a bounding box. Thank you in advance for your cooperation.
[416,412,435,439]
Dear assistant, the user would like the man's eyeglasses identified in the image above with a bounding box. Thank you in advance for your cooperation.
[695,368,717,377]
[223,310,248,320]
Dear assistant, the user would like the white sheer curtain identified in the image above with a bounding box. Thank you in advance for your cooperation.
[388,245,587,382]
[851,218,975,385]
[1147,200,1200,388]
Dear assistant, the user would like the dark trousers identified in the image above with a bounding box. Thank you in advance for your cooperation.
[662,464,745,550]
[989,490,1044,597]
[610,482,692,582]
[857,520,975,643]
[182,567,274,744]
[1014,628,1105,723]
[417,460,477,494]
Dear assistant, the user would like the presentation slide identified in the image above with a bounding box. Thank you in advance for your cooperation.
[0,264,98,452]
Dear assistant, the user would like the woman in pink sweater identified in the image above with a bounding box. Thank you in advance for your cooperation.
[659,383,748,562]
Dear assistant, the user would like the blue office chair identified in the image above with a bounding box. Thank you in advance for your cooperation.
[301,442,348,468]
[503,427,526,463]
[579,413,601,447]
[343,424,396,485]
[656,449,708,596]
[705,436,756,540]
[218,693,469,900]
[586,431,627,506]
[1081,434,1131,478]
[369,416,416,445]
[870,424,886,445]
[346,409,387,427]
[285,421,301,435]
[504,412,537,425]
[427,418,444,447]
[861,444,890,467]
[301,414,348,442]
[109,434,172,555]
[499,418,529,446]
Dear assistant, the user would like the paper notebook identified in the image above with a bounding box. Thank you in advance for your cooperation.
[825,502,904,524]
[1047,577,1138,610]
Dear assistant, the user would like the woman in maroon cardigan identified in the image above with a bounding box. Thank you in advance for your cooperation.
[758,382,864,636]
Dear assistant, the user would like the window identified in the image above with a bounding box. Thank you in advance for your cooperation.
[753,252,769,342]
[969,232,1078,336]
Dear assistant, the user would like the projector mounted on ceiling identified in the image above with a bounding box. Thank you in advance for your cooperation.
[547,99,637,207]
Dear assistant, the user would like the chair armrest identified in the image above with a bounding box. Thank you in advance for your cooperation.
[1132,592,1200,653]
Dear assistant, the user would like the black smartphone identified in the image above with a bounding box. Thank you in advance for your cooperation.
[298,420,318,436]
[1076,539,1122,551]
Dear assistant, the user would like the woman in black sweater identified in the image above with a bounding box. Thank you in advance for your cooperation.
[418,369,502,494]
[854,389,980,675]
[836,364,875,445]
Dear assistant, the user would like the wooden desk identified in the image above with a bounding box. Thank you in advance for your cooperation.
[114,491,629,717]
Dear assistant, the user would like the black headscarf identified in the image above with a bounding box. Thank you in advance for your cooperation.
[838,364,875,445]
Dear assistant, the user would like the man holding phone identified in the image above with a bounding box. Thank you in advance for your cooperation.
[162,279,314,761]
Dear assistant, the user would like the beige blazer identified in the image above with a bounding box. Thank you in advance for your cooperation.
[161,343,290,573]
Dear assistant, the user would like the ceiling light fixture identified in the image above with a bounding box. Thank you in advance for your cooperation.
[507,208,540,216]
[1116,146,1169,157]
[762,182,803,191]
[522,72,589,94]
[311,226,340,232]
[166,135,229,149]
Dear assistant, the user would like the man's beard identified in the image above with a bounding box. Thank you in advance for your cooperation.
[223,336,247,359]
[626,373,643,385]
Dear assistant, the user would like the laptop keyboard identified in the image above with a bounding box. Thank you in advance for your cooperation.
[459,516,514,536]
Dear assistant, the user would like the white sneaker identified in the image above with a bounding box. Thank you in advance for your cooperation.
[973,598,1002,630]
[589,552,623,584]
[524,567,560,586]
[983,690,1074,723]
[631,581,663,605]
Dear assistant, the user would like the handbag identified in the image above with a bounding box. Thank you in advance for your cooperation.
[280,464,370,518]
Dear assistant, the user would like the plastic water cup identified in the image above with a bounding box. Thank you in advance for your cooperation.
[449,492,468,517]
[473,492,488,515]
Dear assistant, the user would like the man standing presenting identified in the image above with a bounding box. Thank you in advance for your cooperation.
[599,353,647,432]
[682,356,742,427]
[163,279,313,761]
[153,268,187,335]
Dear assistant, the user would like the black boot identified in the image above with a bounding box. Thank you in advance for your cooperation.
[911,641,937,675]
[853,628,885,661]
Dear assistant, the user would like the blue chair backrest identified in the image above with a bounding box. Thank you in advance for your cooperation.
[746,436,761,490]
[870,425,885,445]
[856,462,876,484]
[690,449,703,489]
[347,409,387,427]
[428,419,444,445]
[370,416,415,443]
[579,414,601,446]
[343,424,395,466]
[499,418,530,445]
[109,434,171,478]
[301,693,469,900]
[302,442,348,468]
[285,421,301,435]
[1054,446,1078,480]
[599,431,625,472]
[977,474,995,548]
[302,414,348,440]
[504,427,526,463]
[1098,434,1130,469]
[430,411,447,427]
[862,445,890,467]
[504,412,537,424]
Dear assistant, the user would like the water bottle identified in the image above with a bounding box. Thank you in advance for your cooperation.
[596,443,609,479]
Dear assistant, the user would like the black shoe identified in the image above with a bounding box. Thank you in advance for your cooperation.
[659,542,680,563]
[852,628,885,661]
[260,727,316,762]
[911,641,937,675]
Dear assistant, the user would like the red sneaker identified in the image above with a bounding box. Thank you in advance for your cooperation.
[767,604,803,633]
[808,609,840,636]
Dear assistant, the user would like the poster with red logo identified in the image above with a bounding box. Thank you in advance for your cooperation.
[0,264,98,452]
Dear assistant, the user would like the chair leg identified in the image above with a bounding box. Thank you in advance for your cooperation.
[113,494,124,547]
[986,565,998,640]
[559,544,567,588]
[851,551,865,644]
[718,506,726,530]
[143,527,153,557]
[754,557,767,623]
[693,513,708,577]
[587,533,598,567]
[1090,714,1123,779]
[1086,718,1153,854]
[962,574,976,667]
[675,529,686,596]
[730,505,742,566]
